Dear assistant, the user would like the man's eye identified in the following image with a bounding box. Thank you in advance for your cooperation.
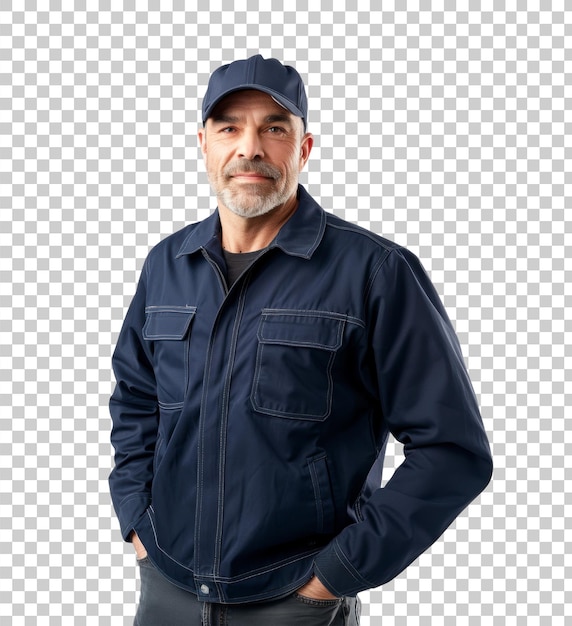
[221,127,236,133]
[268,127,285,134]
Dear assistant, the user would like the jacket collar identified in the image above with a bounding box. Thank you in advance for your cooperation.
[176,185,326,260]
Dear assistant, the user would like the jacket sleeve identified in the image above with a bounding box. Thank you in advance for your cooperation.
[108,260,159,541]
[314,247,493,596]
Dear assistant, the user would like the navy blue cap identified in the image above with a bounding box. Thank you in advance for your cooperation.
[202,55,308,129]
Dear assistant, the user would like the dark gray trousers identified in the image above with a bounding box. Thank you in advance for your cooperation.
[134,557,361,626]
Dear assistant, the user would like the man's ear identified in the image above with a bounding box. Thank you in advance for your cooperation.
[198,126,206,156]
[299,132,314,171]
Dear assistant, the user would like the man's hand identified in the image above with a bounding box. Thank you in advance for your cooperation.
[296,576,338,600]
[131,532,148,560]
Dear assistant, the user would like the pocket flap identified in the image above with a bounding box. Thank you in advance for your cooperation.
[142,306,197,340]
[258,310,345,350]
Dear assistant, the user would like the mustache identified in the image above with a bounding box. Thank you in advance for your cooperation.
[224,161,281,180]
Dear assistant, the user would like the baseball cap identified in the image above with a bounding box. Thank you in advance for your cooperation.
[202,55,308,129]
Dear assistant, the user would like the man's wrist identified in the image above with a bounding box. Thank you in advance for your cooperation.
[131,532,148,559]
[296,575,338,600]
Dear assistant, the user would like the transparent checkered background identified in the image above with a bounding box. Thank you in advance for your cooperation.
[1,1,570,624]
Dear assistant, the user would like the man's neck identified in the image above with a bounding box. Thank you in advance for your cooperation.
[218,194,299,253]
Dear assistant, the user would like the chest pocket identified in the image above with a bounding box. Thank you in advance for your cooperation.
[142,306,197,407]
[251,310,346,421]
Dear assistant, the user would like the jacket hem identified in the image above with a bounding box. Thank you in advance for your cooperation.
[133,508,321,603]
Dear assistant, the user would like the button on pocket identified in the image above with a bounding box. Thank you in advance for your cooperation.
[142,306,197,406]
[251,310,346,420]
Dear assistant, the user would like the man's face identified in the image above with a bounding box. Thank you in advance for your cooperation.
[198,90,313,218]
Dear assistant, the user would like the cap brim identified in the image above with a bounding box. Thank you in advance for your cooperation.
[203,85,305,124]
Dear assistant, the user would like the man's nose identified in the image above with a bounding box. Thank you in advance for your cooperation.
[237,129,264,160]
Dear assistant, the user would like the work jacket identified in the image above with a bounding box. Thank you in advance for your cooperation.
[109,185,492,603]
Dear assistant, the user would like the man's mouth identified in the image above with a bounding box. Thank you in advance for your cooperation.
[232,173,273,180]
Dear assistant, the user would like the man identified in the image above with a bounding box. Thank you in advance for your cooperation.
[109,55,492,626]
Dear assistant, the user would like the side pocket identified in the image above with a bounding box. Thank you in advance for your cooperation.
[308,455,335,535]
[153,435,164,474]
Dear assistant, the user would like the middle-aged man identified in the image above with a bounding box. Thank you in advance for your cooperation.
[109,55,493,626]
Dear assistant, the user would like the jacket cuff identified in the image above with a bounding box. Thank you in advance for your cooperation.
[116,493,152,541]
[314,540,372,597]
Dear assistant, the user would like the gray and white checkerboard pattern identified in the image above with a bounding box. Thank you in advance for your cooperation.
[1,2,570,624]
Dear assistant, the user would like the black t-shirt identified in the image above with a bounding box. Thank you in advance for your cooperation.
[222,248,267,287]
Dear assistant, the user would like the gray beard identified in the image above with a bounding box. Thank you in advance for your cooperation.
[215,184,291,218]
[207,158,298,218]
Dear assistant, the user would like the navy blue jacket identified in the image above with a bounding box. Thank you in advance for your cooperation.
[109,186,492,603]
